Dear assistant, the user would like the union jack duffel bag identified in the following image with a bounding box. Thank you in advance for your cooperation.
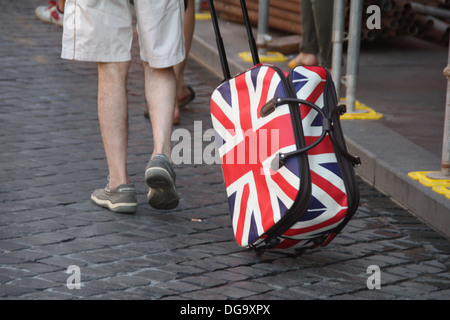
[208,0,360,254]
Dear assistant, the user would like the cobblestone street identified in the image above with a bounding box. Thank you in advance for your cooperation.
[1,1,450,301]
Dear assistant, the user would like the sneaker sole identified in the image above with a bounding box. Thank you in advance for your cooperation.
[147,187,179,210]
[145,167,179,210]
[91,194,137,214]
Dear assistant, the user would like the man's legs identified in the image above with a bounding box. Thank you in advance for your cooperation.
[97,61,131,189]
[143,63,180,210]
[93,60,179,212]
[91,61,137,214]
[143,63,176,160]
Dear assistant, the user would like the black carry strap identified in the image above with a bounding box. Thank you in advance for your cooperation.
[261,97,361,169]
[207,0,260,81]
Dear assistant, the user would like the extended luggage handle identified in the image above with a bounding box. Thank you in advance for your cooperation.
[261,97,361,171]
[207,0,260,81]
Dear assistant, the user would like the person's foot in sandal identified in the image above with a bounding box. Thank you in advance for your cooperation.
[35,0,64,27]
[178,85,195,108]
[287,53,319,69]
[173,85,195,125]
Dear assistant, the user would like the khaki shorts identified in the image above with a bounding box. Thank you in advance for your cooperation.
[61,0,185,68]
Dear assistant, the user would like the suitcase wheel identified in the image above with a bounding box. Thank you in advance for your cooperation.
[255,247,265,256]
[295,248,307,256]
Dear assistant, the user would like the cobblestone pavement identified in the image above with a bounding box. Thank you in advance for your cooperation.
[1,1,450,301]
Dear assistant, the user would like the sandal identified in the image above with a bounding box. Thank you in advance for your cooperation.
[287,53,319,69]
[178,86,195,109]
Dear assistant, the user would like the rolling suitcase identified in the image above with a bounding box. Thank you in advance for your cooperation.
[208,0,360,253]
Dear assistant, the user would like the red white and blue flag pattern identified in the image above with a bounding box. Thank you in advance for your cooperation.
[211,64,349,249]
[273,66,349,249]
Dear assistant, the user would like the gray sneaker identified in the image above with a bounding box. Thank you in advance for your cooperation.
[91,182,137,214]
[145,154,179,210]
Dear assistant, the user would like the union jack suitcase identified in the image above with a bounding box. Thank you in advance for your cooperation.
[208,0,360,254]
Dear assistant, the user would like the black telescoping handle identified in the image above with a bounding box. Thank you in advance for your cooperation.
[207,0,260,81]
[239,0,260,65]
[207,0,231,80]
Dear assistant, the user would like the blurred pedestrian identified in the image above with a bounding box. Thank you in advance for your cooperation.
[35,0,65,27]
[288,0,333,72]
[62,0,185,213]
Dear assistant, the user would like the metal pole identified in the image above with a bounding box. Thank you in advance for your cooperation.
[345,0,363,113]
[195,0,201,13]
[332,0,345,99]
[257,0,270,55]
[440,61,450,177]
[427,39,450,179]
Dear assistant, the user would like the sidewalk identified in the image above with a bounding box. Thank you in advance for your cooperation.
[1,1,450,301]
[190,15,450,239]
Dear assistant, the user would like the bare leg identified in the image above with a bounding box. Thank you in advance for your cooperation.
[173,0,196,123]
[97,61,131,189]
[174,0,195,102]
[143,63,176,161]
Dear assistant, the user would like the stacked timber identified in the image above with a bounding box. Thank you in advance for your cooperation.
[214,0,302,34]
[213,0,450,47]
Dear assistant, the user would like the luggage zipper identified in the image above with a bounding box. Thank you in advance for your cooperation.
[323,71,360,220]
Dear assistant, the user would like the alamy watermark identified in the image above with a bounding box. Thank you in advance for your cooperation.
[64,3,81,30]
[366,265,382,290]
[171,121,280,168]
[64,264,382,291]
[366,5,381,30]
[66,265,81,290]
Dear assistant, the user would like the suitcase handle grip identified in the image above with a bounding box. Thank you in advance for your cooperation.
[261,97,328,123]
[267,98,361,170]
[266,97,332,171]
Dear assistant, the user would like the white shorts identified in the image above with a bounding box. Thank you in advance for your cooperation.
[61,0,185,68]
